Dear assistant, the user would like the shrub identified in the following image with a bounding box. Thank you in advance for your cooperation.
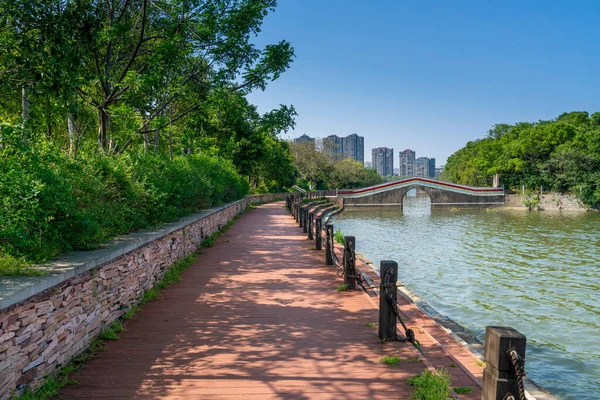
[0,125,249,270]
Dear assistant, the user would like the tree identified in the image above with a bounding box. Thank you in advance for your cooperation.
[67,0,294,151]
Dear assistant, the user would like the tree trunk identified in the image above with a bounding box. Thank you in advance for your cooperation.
[98,108,110,151]
[68,112,76,156]
[169,115,173,161]
[21,83,30,136]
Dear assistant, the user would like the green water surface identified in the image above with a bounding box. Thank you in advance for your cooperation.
[332,208,600,400]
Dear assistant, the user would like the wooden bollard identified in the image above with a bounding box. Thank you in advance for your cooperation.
[343,236,357,290]
[379,261,398,341]
[302,209,308,233]
[325,224,334,265]
[315,217,322,250]
[482,326,527,400]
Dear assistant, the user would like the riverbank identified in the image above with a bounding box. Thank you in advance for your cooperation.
[503,193,589,211]
[331,208,600,400]
[354,249,555,400]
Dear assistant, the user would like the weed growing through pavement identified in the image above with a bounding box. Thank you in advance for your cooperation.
[336,283,348,292]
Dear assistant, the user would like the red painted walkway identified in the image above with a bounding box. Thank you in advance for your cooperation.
[56,202,482,399]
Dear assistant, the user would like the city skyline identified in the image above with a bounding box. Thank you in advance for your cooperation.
[247,1,600,165]
[293,133,438,178]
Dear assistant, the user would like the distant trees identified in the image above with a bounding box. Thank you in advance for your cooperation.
[441,111,600,208]
[290,142,383,190]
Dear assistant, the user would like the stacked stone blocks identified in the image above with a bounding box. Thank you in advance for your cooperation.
[0,193,285,399]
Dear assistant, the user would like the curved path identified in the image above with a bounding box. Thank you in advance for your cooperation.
[56,202,479,399]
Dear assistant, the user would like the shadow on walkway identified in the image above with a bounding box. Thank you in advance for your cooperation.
[56,203,427,399]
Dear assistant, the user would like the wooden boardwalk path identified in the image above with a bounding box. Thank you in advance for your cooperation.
[56,202,481,399]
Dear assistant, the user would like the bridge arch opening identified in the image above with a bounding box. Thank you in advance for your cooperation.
[402,188,431,215]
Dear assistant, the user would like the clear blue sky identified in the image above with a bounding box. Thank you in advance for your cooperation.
[246,0,600,165]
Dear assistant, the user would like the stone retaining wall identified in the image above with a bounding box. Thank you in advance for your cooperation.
[504,194,587,211]
[0,193,286,399]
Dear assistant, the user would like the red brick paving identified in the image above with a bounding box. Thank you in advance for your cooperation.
[56,202,482,399]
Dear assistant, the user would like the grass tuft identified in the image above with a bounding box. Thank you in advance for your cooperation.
[0,253,47,277]
[407,368,452,400]
[453,387,474,394]
[334,227,344,245]
[336,284,348,292]
[380,356,401,366]
[361,323,377,327]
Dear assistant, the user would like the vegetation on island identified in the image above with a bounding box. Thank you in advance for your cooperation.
[441,111,600,209]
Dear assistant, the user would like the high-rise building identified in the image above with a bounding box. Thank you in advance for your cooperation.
[428,158,436,178]
[399,149,416,177]
[294,134,315,145]
[372,147,394,177]
[415,157,430,178]
[322,134,364,163]
[323,135,343,160]
[344,133,364,164]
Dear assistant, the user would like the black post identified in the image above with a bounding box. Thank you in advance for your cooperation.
[325,224,333,265]
[315,217,322,250]
[302,209,308,233]
[379,260,398,341]
[308,212,314,240]
[294,203,299,222]
[343,236,357,290]
[299,206,304,227]
[482,327,527,400]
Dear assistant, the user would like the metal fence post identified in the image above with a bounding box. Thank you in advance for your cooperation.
[482,326,527,400]
[325,224,333,265]
[308,212,314,240]
[379,260,398,341]
[294,203,299,222]
[343,236,357,290]
[315,217,322,250]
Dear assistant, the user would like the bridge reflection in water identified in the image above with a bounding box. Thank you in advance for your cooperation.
[402,188,431,215]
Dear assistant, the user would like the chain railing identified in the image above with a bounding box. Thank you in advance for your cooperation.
[285,197,530,400]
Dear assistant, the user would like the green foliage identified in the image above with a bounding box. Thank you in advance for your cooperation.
[290,142,383,190]
[0,124,248,267]
[336,284,348,292]
[380,356,401,366]
[334,227,345,245]
[98,327,120,341]
[407,369,452,400]
[442,112,600,208]
[0,0,298,268]
[453,387,474,394]
[0,253,46,276]
[523,195,540,211]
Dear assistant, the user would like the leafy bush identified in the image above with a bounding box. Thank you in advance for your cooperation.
[0,125,248,269]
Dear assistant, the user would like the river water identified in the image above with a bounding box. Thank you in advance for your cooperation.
[331,206,600,400]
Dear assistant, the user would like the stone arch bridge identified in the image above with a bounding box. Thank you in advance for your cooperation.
[338,177,505,209]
